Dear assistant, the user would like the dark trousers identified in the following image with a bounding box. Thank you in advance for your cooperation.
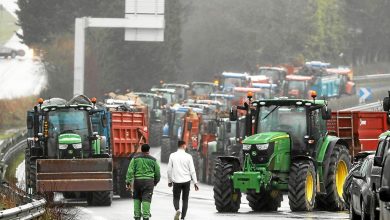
[133,179,155,218]
[173,181,191,219]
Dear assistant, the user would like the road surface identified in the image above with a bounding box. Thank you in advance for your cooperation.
[0,0,46,99]
[76,148,349,220]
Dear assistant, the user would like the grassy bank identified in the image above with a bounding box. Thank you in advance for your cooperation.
[0,96,37,131]
[5,150,24,183]
[0,6,18,45]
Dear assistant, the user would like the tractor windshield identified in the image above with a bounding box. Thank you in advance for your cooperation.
[173,111,186,137]
[48,108,90,139]
[258,69,282,81]
[192,84,214,96]
[258,105,307,141]
[224,78,243,89]
[137,96,155,108]
[287,80,306,92]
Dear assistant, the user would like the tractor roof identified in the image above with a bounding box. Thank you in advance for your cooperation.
[162,83,190,89]
[151,88,176,94]
[258,66,286,72]
[234,87,263,93]
[133,92,162,98]
[286,75,313,81]
[252,83,277,89]
[252,98,326,107]
[222,72,249,79]
[40,95,93,110]
[191,82,216,86]
[209,93,234,99]
[326,67,352,75]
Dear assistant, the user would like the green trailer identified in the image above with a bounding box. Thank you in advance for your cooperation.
[213,94,351,212]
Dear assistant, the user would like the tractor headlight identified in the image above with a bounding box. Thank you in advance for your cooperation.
[256,144,269,151]
[59,144,68,150]
[242,144,251,150]
[73,143,82,149]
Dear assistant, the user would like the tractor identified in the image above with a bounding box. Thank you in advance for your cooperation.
[190,82,219,99]
[213,92,351,212]
[133,92,167,147]
[217,72,251,92]
[161,83,190,102]
[25,95,113,206]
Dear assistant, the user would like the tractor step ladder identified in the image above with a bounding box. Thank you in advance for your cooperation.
[336,111,355,158]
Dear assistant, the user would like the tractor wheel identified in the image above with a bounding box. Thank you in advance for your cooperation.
[149,122,163,147]
[288,160,316,211]
[27,156,37,194]
[25,148,30,192]
[207,154,218,185]
[213,159,241,212]
[316,145,351,211]
[119,159,132,199]
[160,138,170,163]
[247,190,283,211]
[88,191,112,206]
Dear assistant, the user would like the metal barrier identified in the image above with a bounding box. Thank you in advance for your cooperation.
[354,73,390,82]
[0,130,46,219]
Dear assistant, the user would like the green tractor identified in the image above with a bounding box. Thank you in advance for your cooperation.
[213,93,351,212]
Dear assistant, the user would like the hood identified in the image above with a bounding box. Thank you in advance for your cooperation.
[58,133,82,145]
[243,132,289,145]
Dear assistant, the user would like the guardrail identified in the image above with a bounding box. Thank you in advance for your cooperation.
[0,130,46,219]
[354,73,390,82]
[0,184,46,220]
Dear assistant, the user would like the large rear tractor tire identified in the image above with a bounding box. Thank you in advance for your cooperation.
[87,191,112,206]
[149,122,163,148]
[247,190,283,211]
[160,138,170,163]
[213,159,241,212]
[288,160,316,211]
[316,145,351,211]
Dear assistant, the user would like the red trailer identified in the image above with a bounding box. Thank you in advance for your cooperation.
[106,106,149,198]
[327,111,388,158]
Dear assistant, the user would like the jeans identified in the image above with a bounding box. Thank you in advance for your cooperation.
[173,181,191,219]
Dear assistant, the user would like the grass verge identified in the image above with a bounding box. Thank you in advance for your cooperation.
[4,150,24,183]
[0,6,18,45]
[0,96,37,131]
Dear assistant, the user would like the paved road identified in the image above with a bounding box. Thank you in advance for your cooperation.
[76,148,349,220]
[0,0,46,99]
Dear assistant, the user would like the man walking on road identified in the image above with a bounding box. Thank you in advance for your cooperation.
[126,144,160,220]
[167,140,199,220]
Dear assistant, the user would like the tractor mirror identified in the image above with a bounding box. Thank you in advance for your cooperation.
[187,122,193,131]
[374,156,383,167]
[226,122,232,133]
[321,107,332,120]
[230,107,238,121]
[27,115,34,129]
[379,187,390,202]
[384,96,390,112]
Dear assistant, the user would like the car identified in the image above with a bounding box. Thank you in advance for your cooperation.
[378,142,390,220]
[348,154,375,220]
[0,46,25,59]
[343,151,375,210]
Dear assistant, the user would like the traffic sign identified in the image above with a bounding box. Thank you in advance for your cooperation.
[125,0,165,41]
[359,88,372,103]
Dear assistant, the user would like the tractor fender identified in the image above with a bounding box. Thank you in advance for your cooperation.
[218,156,241,171]
[291,155,316,165]
[321,137,349,186]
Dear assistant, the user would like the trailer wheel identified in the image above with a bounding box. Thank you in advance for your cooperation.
[288,160,316,211]
[160,138,170,163]
[213,158,241,212]
[88,191,112,206]
[247,190,283,211]
[149,122,163,147]
[11,51,16,59]
[316,145,351,211]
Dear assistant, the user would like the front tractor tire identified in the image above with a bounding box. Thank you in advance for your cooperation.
[213,159,241,212]
[288,160,317,211]
[316,145,351,211]
[247,190,283,211]
[87,191,113,206]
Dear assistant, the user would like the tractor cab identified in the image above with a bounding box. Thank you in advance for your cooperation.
[190,82,218,99]
[232,87,265,106]
[151,88,178,106]
[162,83,190,101]
[283,75,313,99]
[219,72,250,92]
[133,92,167,122]
[27,95,101,159]
[209,93,234,111]
[256,66,287,86]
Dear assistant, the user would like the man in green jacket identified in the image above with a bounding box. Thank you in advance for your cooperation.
[126,144,161,220]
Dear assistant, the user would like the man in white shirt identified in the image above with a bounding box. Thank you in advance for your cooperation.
[167,140,199,220]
